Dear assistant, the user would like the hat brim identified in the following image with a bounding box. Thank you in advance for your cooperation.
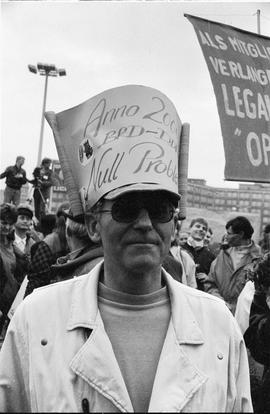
[104,183,180,204]
[62,209,85,224]
[17,209,33,219]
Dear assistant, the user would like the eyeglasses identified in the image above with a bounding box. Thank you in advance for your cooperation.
[97,196,176,223]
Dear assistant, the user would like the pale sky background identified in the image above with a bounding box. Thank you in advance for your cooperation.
[1,1,270,191]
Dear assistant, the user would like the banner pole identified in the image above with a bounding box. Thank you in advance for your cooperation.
[257,9,261,35]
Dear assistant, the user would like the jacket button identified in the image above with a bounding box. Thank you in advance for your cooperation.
[41,339,48,346]
[217,352,223,360]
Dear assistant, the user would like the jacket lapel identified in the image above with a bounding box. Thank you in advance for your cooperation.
[148,273,208,412]
[69,313,133,412]
[66,264,133,412]
[148,320,208,412]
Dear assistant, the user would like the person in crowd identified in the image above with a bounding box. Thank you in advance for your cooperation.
[0,204,19,334]
[43,202,69,260]
[24,202,69,297]
[181,217,215,290]
[29,157,54,222]
[0,85,252,412]
[51,209,103,283]
[244,253,270,414]
[178,230,189,247]
[169,216,197,288]
[13,204,36,258]
[39,213,57,238]
[204,216,261,315]
[234,257,264,414]
[259,223,270,254]
[0,203,29,332]
[204,227,221,258]
[10,203,37,287]
[204,227,213,246]
[0,156,27,206]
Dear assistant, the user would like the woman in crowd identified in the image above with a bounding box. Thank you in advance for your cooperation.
[0,204,19,334]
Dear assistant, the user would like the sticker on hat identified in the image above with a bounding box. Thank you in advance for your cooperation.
[45,85,186,215]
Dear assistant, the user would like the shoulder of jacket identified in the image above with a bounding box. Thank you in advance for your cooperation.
[23,275,84,307]
[170,275,226,305]
[169,279,236,328]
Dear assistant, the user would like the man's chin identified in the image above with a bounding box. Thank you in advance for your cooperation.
[125,253,160,272]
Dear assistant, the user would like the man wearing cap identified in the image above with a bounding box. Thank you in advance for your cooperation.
[0,156,27,206]
[0,85,252,412]
[13,204,36,257]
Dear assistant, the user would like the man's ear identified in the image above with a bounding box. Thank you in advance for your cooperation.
[85,213,101,243]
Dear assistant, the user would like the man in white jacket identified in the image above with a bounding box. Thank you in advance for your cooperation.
[0,85,252,412]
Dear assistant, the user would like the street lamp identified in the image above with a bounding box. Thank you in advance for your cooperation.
[28,62,66,165]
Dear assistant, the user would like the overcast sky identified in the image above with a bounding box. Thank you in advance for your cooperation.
[1,0,270,190]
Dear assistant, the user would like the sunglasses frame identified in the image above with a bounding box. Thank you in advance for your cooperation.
[97,197,175,223]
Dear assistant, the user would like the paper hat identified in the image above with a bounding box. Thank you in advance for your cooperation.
[46,85,188,216]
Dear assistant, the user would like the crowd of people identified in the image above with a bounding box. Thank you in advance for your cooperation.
[0,156,58,220]
[0,84,269,412]
[2,202,269,412]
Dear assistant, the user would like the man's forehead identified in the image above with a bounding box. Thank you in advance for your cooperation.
[192,221,207,227]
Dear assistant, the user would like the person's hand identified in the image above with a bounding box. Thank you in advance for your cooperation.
[196,272,207,282]
[32,216,39,226]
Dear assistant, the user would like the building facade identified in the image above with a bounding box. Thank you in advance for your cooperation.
[186,179,270,234]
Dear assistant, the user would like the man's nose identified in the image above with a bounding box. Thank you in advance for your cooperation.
[133,208,153,229]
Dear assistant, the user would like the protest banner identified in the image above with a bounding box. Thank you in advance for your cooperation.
[186,14,270,183]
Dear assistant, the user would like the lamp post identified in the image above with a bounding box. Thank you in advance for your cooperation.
[28,63,66,165]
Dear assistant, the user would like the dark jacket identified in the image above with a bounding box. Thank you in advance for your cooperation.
[0,165,27,190]
[182,242,215,290]
[0,246,19,315]
[30,167,54,199]
[51,245,104,282]
[244,290,270,413]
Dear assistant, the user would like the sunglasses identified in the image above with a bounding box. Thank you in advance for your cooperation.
[97,196,176,223]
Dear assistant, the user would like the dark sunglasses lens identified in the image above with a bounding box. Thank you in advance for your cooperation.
[148,200,174,222]
[111,199,139,222]
[111,198,174,223]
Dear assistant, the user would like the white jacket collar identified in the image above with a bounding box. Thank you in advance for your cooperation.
[66,261,204,345]
[66,262,206,412]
